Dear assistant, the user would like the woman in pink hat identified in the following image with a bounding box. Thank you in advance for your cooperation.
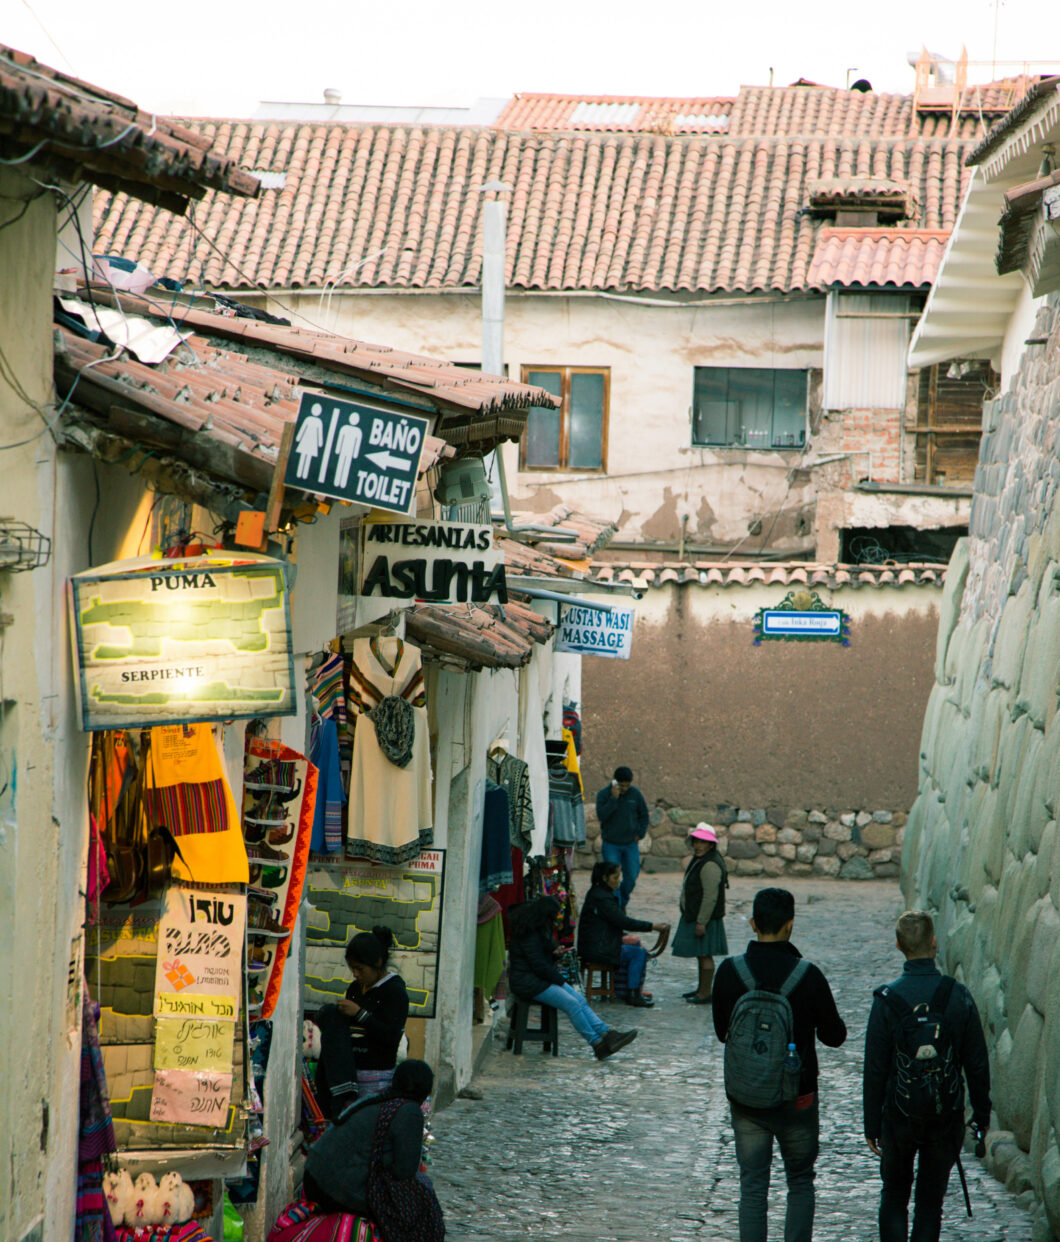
[672,823,728,1003]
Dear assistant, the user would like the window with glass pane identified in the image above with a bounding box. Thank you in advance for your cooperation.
[521,367,609,471]
[692,367,806,449]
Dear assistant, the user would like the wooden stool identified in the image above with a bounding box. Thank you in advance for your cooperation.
[505,999,559,1056]
[582,961,616,1003]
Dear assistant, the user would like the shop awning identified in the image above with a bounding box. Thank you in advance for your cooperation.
[405,600,554,670]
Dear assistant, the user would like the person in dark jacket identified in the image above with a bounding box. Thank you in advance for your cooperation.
[594,765,650,907]
[863,910,991,1242]
[672,823,729,1004]
[314,925,410,1119]
[577,860,669,1008]
[508,895,638,1060]
[303,1058,433,1217]
[713,887,847,1242]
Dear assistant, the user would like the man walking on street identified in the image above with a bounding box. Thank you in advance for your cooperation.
[713,888,847,1242]
[863,910,991,1242]
[594,765,649,907]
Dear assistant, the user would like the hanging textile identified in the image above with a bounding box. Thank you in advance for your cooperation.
[76,984,118,1242]
[479,780,513,894]
[562,704,582,755]
[474,894,506,999]
[547,759,585,847]
[312,652,347,726]
[346,637,433,864]
[487,752,534,853]
[143,723,249,884]
[492,845,525,940]
[309,715,346,855]
[561,726,583,792]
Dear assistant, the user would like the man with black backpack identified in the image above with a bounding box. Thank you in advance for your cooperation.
[863,910,991,1242]
[713,888,847,1242]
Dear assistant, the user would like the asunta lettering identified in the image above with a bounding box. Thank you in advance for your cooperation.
[362,555,508,604]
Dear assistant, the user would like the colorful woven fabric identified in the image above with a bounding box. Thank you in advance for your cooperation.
[114,1225,211,1241]
[301,1065,328,1144]
[143,777,228,837]
[78,989,117,1163]
[76,1159,117,1242]
[312,654,347,727]
[267,1197,381,1242]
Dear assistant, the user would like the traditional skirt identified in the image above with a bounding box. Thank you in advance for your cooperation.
[671,917,728,958]
[267,1198,381,1242]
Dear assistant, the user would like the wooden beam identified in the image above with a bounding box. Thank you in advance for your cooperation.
[265,422,295,533]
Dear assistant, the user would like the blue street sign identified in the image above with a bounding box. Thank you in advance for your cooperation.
[284,393,430,515]
[761,610,842,638]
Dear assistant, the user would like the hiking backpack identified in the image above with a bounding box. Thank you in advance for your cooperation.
[723,956,810,1109]
[877,976,963,1124]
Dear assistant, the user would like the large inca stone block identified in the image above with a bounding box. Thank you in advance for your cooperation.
[824,821,849,841]
[808,810,827,824]
[778,843,796,861]
[796,843,817,863]
[992,582,1034,691]
[761,855,786,876]
[776,827,801,845]
[862,822,897,850]
[1025,900,1060,1015]
[802,821,822,842]
[813,855,841,877]
[817,836,837,857]
[786,809,809,829]
[755,824,777,843]
[766,806,787,828]
[734,858,765,876]
[935,537,970,685]
[1004,1005,1046,1149]
[727,839,761,859]
[729,821,755,840]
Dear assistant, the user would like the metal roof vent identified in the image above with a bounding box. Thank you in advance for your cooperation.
[323,88,342,106]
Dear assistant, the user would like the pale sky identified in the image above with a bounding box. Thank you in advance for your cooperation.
[5,0,1056,118]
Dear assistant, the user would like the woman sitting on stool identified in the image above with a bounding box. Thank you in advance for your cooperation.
[578,860,669,1008]
[508,895,638,1060]
[313,925,410,1119]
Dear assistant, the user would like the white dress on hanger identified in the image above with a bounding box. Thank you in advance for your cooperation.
[346,636,433,864]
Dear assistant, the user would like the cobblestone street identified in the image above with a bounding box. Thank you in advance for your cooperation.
[431,875,1034,1241]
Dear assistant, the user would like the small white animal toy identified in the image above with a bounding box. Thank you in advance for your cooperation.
[158,1170,194,1224]
[303,1018,322,1060]
[102,1168,132,1228]
[126,1171,160,1228]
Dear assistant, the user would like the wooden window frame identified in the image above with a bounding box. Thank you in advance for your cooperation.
[519,365,610,472]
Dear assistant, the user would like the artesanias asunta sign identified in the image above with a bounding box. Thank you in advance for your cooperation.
[283,391,430,515]
[70,552,296,730]
[358,517,507,604]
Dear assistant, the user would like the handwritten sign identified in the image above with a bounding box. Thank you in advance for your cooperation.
[154,886,246,1018]
[155,1017,235,1072]
[150,1069,233,1126]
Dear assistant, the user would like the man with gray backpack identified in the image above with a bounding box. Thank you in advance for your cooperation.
[863,910,991,1242]
[713,888,848,1242]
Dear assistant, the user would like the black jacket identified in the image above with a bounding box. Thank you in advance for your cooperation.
[713,940,847,1101]
[344,974,410,1070]
[863,957,991,1140]
[577,882,653,967]
[306,1094,423,1214]
[595,784,650,845]
[509,924,566,1000]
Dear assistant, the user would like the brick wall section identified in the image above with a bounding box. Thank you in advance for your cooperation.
[837,405,903,482]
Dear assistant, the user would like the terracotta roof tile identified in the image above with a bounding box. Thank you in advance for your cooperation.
[590,560,947,590]
[405,601,553,670]
[807,227,950,288]
[495,93,733,133]
[0,43,258,211]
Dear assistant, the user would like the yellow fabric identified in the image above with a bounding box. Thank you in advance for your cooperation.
[146,723,249,884]
[561,727,582,792]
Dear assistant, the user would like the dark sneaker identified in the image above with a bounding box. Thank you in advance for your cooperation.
[595,1029,638,1059]
[592,1031,615,1060]
[626,992,654,1008]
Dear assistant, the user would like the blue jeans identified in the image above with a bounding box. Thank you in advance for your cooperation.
[601,839,641,907]
[621,942,647,992]
[532,983,610,1047]
[731,1100,819,1242]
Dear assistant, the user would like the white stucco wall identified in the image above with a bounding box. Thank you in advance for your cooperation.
[283,290,825,549]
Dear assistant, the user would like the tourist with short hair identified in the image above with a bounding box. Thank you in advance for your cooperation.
[863,910,991,1242]
[712,887,847,1242]
[594,765,649,907]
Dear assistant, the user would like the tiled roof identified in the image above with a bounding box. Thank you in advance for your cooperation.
[494,93,733,133]
[0,44,258,211]
[590,560,947,590]
[507,503,619,559]
[93,122,975,296]
[807,228,950,289]
[74,284,556,421]
[805,177,917,216]
[966,78,1060,166]
[405,599,553,670]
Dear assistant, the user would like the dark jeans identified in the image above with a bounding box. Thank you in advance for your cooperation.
[879,1113,964,1242]
[731,1099,819,1242]
[601,839,640,906]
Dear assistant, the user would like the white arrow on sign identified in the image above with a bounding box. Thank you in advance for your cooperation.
[365,449,414,472]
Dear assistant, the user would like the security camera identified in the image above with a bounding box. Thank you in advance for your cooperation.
[630,589,646,601]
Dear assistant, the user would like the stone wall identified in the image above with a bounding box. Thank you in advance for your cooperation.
[902,295,1060,1241]
[576,803,905,880]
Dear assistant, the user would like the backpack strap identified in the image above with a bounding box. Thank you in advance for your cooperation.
[876,983,914,1020]
[778,957,811,998]
[733,954,757,992]
[931,976,956,1014]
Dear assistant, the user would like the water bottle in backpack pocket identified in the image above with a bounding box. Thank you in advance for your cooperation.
[723,956,810,1110]
[877,976,963,1124]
